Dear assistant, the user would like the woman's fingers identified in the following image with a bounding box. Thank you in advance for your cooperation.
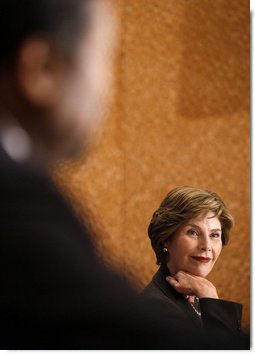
[166,271,218,299]
[165,274,193,295]
[166,276,179,288]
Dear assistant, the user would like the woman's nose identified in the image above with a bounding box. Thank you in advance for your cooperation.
[200,235,212,251]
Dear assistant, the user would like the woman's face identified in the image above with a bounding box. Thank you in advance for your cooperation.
[166,211,222,278]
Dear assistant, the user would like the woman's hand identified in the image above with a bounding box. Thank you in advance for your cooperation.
[166,271,218,299]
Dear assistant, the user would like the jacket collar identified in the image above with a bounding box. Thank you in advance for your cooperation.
[152,264,184,302]
[152,264,203,326]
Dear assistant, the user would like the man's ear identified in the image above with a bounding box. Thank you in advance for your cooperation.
[16,39,66,108]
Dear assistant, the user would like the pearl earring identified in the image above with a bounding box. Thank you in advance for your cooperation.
[162,247,168,253]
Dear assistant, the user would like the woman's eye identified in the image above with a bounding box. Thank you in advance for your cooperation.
[210,233,220,239]
[187,229,198,237]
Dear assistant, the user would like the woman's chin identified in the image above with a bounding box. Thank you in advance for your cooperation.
[188,266,211,278]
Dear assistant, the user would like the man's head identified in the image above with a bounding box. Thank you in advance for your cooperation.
[0,0,117,162]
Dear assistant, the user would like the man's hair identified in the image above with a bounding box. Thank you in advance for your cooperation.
[0,0,90,66]
[148,186,234,265]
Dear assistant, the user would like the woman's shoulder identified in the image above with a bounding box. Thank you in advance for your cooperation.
[140,265,178,303]
[140,279,162,299]
[140,281,178,316]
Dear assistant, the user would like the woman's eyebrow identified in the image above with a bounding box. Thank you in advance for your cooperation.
[186,224,222,232]
[186,223,200,229]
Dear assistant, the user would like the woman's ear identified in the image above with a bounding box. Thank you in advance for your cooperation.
[16,39,66,108]
[162,246,168,253]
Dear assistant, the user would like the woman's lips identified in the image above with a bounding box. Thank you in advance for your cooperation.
[191,256,212,263]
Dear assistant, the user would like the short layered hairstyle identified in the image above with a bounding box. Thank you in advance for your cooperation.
[148,186,234,265]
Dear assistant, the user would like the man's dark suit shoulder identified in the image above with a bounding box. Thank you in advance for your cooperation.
[0,151,142,348]
[0,150,185,349]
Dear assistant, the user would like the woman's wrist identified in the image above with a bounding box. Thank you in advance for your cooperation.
[196,285,219,299]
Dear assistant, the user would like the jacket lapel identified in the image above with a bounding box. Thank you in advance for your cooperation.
[152,265,202,327]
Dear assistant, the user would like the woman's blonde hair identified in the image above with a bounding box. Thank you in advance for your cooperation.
[148,186,234,265]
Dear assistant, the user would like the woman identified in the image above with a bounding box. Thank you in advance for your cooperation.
[141,186,246,347]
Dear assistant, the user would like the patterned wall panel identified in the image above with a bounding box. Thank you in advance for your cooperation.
[55,0,250,331]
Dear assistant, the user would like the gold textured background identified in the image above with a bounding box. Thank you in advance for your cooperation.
[55,0,250,331]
